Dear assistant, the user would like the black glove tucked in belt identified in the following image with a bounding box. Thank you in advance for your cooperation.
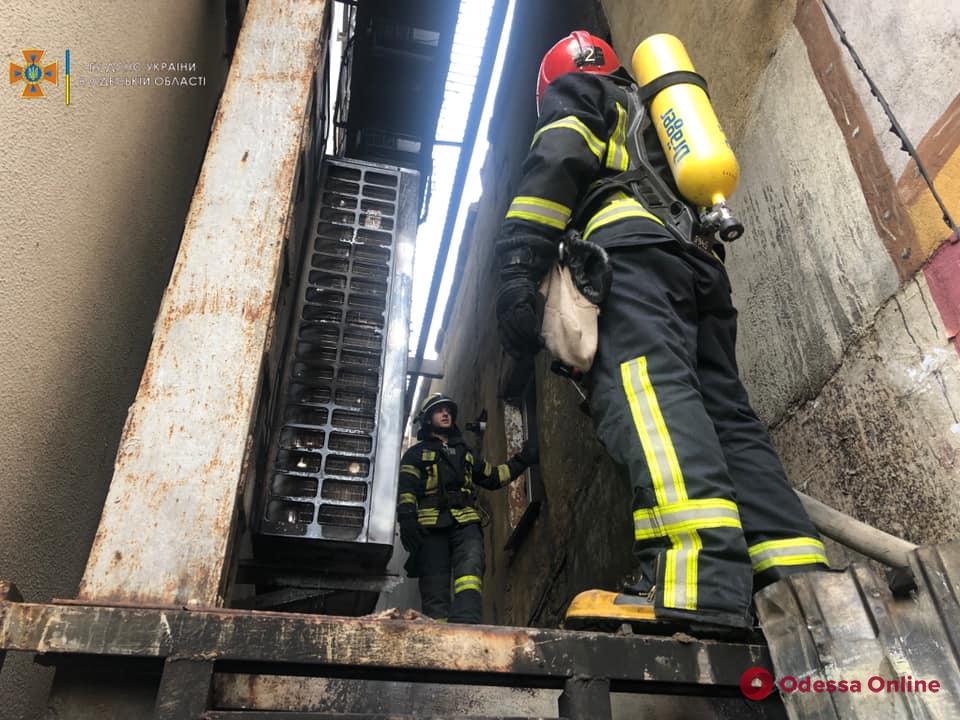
[562,230,612,305]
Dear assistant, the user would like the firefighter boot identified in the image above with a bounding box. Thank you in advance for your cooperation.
[564,584,754,638]
[564,566,662,631]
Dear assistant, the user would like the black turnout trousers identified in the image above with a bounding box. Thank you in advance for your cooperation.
[588,238,828,626]
[415,522,485,624]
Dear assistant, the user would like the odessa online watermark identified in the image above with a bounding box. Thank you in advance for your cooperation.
[739,667,941,701]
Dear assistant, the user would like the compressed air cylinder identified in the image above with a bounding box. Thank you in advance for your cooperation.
[631,34,739,209]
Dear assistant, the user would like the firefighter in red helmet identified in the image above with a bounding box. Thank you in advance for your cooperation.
[495,31,828,631]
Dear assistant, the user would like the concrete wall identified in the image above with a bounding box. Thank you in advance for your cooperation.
[0,2,229,717]
[434,0,960,627]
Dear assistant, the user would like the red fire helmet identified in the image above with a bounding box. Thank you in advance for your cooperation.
[536,30,620,112]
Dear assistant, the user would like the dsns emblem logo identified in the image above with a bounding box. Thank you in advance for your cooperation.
[9,49,58,98]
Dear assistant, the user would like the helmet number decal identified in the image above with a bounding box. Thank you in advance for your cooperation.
[577,45,605,68]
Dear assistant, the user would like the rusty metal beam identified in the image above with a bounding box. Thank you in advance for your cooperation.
[77,0,330,607]
[202,715,551,719]
[558,676,612,720]
[0,601,771,693]
[235,563,401,594]
[154,658,215,720]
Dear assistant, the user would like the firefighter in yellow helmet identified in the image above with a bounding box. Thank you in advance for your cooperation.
[396,393,538,623]
[495,32,829,632]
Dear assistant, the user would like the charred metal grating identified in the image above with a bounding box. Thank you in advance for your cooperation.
[321,478,369,503]
[259,158,402,542]
[317,504,365,527]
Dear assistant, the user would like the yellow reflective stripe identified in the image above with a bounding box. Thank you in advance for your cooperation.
[398,492,417,506]
[748,537,826,556]
[605,102,629,171]
[622,355,707,610]
[749,537,828,573]
[633,498,741,540]
[421,450,436,461]
[454,575,483,594]
[636,499,740,611]
[663,530,701,611]
[505,195,571,230]
[450,507,481,523]
[686,531,702,610]
[425,463,438,492]
[464,454,474,489]
[531,115,605,159]
[399,464,421,479]
[621,356,687,506]
[497,463,512,487]
[583,197,664,241]
[483,461,493,476]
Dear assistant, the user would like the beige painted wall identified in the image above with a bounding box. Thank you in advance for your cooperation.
[601,0,798,146]
[599,0,960,541]
[0,2,228,717]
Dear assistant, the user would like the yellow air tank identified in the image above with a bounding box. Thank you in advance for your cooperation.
[632,34,743,240]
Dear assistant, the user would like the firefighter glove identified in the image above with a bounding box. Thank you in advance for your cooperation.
[515,439,540,468]
[397,508,423,553]
[495,235,557,359]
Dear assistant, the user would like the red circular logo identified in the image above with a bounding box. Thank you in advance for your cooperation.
[740,666,775,700]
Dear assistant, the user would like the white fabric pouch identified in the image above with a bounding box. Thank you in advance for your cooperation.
[538,262,599,371]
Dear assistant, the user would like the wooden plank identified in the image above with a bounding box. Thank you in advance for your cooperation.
[0,581,22,674]
[794,0,922,278]
[77,0,330,607]
[0,602,771,691]
[756,548,960,720]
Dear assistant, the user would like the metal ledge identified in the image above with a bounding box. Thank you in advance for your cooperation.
[0,597,770,694]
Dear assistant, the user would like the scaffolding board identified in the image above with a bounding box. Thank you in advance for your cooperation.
[757,542,960,720]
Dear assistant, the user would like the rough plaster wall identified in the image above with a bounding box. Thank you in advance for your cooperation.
[772,274,960,552]
[827,1,960,182]
[600,0,797,145]
[725,28,900,422]
[0,1,228,717]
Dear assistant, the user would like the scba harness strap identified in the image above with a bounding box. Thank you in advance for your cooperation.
[570,81,700,247]
[637,70,709,104]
